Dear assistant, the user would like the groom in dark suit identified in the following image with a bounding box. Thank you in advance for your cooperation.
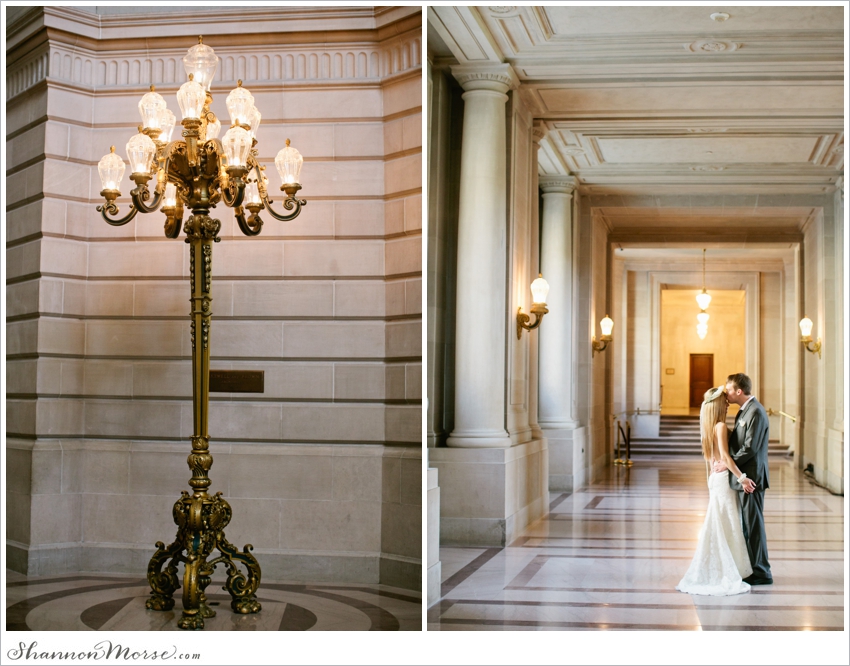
[720,372,773,585]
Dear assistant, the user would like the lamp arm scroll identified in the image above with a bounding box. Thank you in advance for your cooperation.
[235,206,263,237]
[221,171,246,208]
[261,191,306,222]
[97,199,140,226]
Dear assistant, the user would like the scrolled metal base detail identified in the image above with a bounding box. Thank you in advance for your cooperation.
[145,490,261,630]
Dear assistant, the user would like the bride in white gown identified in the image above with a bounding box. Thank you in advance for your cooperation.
[677,386,754,596]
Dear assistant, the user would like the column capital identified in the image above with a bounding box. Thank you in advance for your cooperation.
[532,120,549,146]
[451,63,519,94]
[837,175,843,199]
[539,175,577,195]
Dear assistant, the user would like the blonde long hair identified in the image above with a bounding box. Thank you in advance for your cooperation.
[699,386,726,460]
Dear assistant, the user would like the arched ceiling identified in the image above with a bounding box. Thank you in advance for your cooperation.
[428,6,844,198]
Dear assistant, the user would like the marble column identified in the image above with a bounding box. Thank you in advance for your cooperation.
[446,63,518,449]
[527,121,548,442]
[431,64,546,546]
[538,175,580,491]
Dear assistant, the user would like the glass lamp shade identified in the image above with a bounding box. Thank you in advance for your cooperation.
[126,133,157,174]
[226,83,255,126]
[158,108,176,143]
[138,87,167,130]
[247,106,261,140]
[206,116,222,141]
[275,141,303,185]
[245,180,261,205]
[696,290,712,310]
[697,324,708,340]
[163,182,178,208]
[177,75,206,120]
[530,275,549,304]
[182,38,219,92]
[799,316,813,338]
[697,311,710,325]
[98,146,125,190]
[221,126,252,168]
[600,315,614,337]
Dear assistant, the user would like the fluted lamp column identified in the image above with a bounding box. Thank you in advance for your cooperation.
[446,64,519,449]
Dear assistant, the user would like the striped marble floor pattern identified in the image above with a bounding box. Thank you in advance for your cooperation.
[5,573,421,631]
[429,456,845,631]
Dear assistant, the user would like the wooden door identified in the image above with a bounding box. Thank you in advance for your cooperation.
[689,354,714,408]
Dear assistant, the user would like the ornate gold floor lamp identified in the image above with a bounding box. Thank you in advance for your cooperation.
[95,38,306,630]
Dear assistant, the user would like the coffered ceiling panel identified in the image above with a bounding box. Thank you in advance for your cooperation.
[594,137,817,165]
[427,6,844,195]
[532,85,844,118]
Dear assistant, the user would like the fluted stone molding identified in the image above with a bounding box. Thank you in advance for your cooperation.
[538,175,579,429]
[446,63,518,448]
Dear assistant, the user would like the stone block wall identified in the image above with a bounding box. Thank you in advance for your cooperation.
[6,6,422,588]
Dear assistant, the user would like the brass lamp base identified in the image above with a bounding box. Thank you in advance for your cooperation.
[145,487,261,630]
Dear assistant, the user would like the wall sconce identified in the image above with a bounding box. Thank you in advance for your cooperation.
[516,274,549,339]
[799,316,822,358]
[592,315,614,356]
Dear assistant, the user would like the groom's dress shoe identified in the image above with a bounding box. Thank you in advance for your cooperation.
[743,575,773,585]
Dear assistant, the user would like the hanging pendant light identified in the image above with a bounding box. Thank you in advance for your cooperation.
[696,248,712,310]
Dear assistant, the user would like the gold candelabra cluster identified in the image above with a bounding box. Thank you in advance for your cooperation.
[97,37,306,238]
[95,37,308,631]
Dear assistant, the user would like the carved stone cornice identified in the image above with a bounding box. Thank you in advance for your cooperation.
[451,63,519,94]
[6,7,422,101]
[539,175,577,195]
[532,119,549,146]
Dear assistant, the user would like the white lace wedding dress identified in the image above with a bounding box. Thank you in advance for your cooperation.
[676,465,753,596]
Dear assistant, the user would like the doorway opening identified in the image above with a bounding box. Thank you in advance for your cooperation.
[660,288,746,415]
[689,353,714,408]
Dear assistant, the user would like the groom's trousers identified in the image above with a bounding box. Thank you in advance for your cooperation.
[740,488,772,579]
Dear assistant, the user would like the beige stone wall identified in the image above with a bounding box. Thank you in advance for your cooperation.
[6,6,421,586]
[660,290,746,410]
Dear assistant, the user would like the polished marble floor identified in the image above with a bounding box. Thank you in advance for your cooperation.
[429,456,845,630]
[5,571,421,631]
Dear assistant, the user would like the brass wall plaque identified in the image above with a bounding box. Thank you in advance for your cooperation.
[209,370,264,393]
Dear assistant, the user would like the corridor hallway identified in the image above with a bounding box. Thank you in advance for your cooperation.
[428,456,844,631]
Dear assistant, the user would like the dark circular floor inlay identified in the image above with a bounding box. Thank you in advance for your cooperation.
[81,596,137,630]
[279,602,318,631]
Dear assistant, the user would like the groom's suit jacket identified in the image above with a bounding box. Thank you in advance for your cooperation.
[728,397,770,491]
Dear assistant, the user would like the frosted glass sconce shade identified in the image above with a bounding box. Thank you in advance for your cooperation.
[177,75,206,119]
[163,182,177,208]
[530,275,549,304]
[221,126,252,168]
[275,141,303,185]
[139,87,167,129]
[126,133,157,174]
[226,82,255,126]
[182,38,219,91]
[206,116,221,141]
[98,146,125,191]
[159,108,177,143]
